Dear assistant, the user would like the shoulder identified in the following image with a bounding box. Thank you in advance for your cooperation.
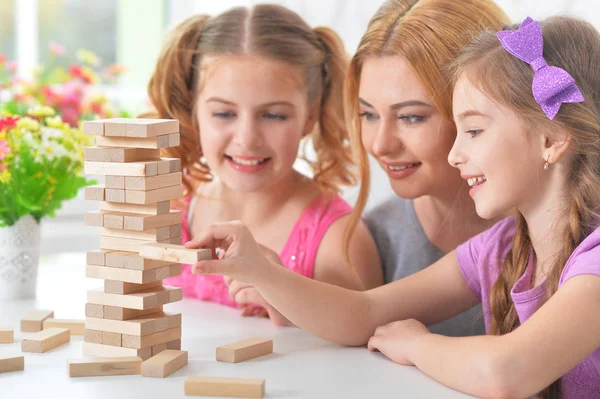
[561,224,600,285]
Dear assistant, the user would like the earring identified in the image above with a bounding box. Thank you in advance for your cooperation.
[544,156,550,171]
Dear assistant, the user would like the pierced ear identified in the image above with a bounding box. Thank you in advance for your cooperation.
[542,130,572,164]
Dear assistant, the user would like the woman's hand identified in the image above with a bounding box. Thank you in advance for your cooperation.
[185,221,275,285]
[367,319,431,366]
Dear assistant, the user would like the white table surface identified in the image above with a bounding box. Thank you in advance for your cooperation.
[0,252,474,399]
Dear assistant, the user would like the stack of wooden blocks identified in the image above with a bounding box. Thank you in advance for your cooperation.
[82,118,185,360]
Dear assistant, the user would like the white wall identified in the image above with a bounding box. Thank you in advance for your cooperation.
[43,0,600,253]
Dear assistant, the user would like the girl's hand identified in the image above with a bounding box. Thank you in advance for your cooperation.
[185,221,273,285]
[367,319,430,366]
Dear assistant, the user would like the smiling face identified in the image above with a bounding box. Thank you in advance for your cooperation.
[449,73,547,219]
[358,55,461,199]
[196,54,316,193]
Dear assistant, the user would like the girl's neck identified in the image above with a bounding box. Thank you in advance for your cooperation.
[415,185,499,253]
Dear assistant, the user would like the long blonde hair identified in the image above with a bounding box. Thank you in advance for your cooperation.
[450,16,600,398]
[342,0,510,260]
[145,5,354,197]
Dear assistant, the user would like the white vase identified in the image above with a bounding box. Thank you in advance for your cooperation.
[0,215,41,300]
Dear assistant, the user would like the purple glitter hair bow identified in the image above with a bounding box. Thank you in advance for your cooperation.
[496,17,584,120]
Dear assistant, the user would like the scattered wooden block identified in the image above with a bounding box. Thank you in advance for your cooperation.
[100,226,174,241]
[140,243,212,265]
[122,326,182,349]
[103,305,164,321]
[125,172,182,191]
[184,377,265,398]
[141,350,187,378]
[82,342,152,360]
[21,310,54,332]
[95,133,179,149]
[82,120,104,135]
[99,200,171,215]
[87,249,114,266]
[87,263,181,284]
[21,327,70,353]
[216,338,273,363]
[84,147,160,163]
[102,331,122,347]
[43,319,85,335]
[85,185,105,201]
[0,355,24,374]
[104,279,163,295]
[86,313,180,336]
[84,329,103,344]
[105,251,173,271]
[125,185,184,205]
[85,161,160,177]
[99,236,172,253]
[0,328,14,343]
[87,286,182,310]
[85,304,104,318]
[105,175,125,189]
[68,357,142,377]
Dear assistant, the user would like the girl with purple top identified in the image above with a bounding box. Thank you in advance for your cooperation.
[185,16,600,398]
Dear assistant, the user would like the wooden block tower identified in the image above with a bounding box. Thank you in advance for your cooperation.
[81,118,184,360]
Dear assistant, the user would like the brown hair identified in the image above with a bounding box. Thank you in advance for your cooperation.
[144,5,354,198]
[450,16,600,398]
[342,0,510,260]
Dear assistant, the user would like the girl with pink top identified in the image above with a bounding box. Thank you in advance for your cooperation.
[144,5,382,325]
[186,16,600,398]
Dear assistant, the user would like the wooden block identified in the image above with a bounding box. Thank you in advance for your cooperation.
[95,134,173,149]
[104,212,124,229]
[84,329,103,344]
[152,343,167,356]
[106,188,126,203]
[122,326,181,349]
[169,236,183,245]
[21,327,70,353]
[170,224,182,239]
[87,263,181,284]
[102,331,122,347]
[85,147,160,163]
[216,338,273,363]
[105,251,173,271]
[100,200,171,215]
[167,339,181,350]
[104,280,163,295]
[82,342,152,360]
[86,313,180,336]
[184,377,265,398]
[126,185,183,205]
[125,119,179,138]
[0,355,24,374]
[125,172,182,191]
[123,211,182,231]
[83,120,104,135]
[85,185,105,201]
[21,310,54,332]
[85,304,104,318]
[87,249,114,266]
[84,210,104,227]
[140,243,212,265]
[99,236,172,252]
[105,175,125,189]
[87,286,182,310]
[85,161,159,177]
[157,158,181,175]
[43,319,85,335]
[103,305,164,321]
[0,328,14,343]
[104,118,130,136]
[68,357,142,377]
[142,350,187,378]
[100,226,171,241]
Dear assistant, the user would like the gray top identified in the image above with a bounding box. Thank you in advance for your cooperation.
[365,197,485,337]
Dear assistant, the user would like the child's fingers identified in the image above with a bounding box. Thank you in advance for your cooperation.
[367,336,381,352]
[185,221,246,250]
[192,259,232,275]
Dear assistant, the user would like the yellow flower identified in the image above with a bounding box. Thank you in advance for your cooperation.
[45,116,68,130]
[0,169,10,183]
[76,49,100,67]
[28,106,56,118]
[34,171,43,179]
[16,117,40,131]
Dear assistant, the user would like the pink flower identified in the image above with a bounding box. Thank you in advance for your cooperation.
[0,164,6,171]
[0,140,10,160]
[0,54,5,65]
[48,41,66,56]
[7,61,17,73]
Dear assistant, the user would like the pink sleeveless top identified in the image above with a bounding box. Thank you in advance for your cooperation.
[164,193,352,307]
